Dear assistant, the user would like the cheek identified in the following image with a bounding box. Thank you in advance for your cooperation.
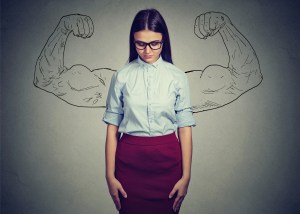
[136,49,144,57]
[153,49,162,57]
[157,49,163,55]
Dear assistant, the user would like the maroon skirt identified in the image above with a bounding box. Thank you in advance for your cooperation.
[115,132,182,214]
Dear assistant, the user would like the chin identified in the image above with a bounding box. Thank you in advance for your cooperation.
[143,57,157,64]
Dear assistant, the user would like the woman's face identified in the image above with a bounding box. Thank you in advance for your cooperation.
[134,29,163,64]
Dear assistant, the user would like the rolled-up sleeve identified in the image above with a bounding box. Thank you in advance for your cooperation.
[102,73,124,126]
[175,74,196,128]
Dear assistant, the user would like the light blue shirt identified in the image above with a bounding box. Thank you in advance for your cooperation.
[103,57,195,136]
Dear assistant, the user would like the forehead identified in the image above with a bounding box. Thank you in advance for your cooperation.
[134,30,162,42]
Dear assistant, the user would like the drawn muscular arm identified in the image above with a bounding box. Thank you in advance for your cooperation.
[34,14,114,107]
[189,12,263,112]
[34,13,262,111]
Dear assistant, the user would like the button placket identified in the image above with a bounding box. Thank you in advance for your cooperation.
[147,66,155,134]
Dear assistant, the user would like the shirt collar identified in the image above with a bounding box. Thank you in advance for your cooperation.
[137,56,163,69]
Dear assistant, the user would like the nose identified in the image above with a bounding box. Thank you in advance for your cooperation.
[144,45,151,53]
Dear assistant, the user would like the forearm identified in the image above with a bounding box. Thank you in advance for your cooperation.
[178,127,193,180]
[34,20,70,87]
[219,22,260,76]
[105,124,120,179]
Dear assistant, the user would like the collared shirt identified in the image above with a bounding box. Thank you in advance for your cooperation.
[103,57,195,136]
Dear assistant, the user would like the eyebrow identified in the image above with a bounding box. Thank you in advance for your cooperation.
[135,40,162,43]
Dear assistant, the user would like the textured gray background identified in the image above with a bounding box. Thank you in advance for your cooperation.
[1,0,300,213]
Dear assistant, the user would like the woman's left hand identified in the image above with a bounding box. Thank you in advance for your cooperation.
[169,177,190,212]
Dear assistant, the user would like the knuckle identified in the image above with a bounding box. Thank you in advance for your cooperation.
[178,193,186,197]
[112,193,118,198]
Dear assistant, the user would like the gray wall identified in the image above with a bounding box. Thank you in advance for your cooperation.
[1,0,299,213]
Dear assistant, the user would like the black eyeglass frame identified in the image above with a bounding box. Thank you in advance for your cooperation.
[134,40,164,50]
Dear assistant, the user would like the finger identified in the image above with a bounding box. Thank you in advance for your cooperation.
[194,16,204,39]
[72,19,79,36]
[174,197,184,212]
[209,13,218,36]
[81,17,90,38]
[203,12,212,35]
[85,16,94,37]
[84,16,94,38]
[194,16,203,39]
[172,196,183,212]
[112,195,121,210]
[173,197,179,211]
[199,14,208,39]
[81,16,93,38]
[76,17,85,36]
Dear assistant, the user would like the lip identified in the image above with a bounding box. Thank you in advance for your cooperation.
[144,55,153,59]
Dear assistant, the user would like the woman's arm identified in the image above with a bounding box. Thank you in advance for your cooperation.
[169,126,193,212]
[105,124,119,179]
[105,124,127,211]
[178,126,193,180]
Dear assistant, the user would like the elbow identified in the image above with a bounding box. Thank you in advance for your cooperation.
[253,67,263,87]
[245,66,263,90]
[33,61,42,88]
[33,58,56,89]
[249,58,263,87]
[33,74,39,88]
[33,68,52,91]
[33,60,45,89]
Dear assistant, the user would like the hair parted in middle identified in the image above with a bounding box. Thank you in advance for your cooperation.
[129,8,173,64]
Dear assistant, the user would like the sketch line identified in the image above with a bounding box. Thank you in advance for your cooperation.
[34,11,262,112]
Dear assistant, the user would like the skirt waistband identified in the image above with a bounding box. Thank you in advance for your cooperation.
[120,132,178,146]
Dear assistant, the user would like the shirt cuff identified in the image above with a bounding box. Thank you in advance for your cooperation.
[176,109,196,128]
[102,111,123,126]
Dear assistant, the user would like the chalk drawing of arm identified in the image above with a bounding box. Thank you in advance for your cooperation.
[34,14,114,107]
[189,12,263,112]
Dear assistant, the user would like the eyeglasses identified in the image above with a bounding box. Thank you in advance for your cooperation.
[134,40,163,50]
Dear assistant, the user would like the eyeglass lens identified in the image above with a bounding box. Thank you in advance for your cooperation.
[135,41,162,50]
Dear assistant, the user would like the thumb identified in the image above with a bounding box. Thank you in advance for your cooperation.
[119,185,127,198]
[169,186,178,199]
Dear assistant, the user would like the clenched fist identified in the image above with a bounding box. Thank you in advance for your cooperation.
[194,12,231,39]
[59,14,94,38]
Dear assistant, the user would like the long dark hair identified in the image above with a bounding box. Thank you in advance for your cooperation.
[129,9,173,64]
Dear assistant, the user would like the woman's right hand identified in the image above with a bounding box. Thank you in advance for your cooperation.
[106,177,127,211]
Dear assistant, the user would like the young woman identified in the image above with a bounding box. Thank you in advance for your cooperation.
[103,8,195,214]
